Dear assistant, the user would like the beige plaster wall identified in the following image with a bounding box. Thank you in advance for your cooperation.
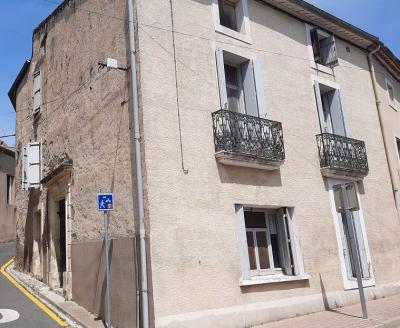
[0,154,15,243]
[135,0,400,323]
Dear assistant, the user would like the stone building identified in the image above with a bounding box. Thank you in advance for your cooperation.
[8,0,400,327]
[0,141,15,243]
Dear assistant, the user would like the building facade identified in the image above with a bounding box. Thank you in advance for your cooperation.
[0,141,15,244]
[9,0,400,327]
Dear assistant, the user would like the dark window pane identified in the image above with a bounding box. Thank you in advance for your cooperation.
[246,232,257,270]
[224,64,239,87]
[270,234,281,268]
[256,232,270,269]
[245,212,266,228]
[341,213,356,278]
[218,0,237,30]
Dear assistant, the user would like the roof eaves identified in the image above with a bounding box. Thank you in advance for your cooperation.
[8,60,31,110]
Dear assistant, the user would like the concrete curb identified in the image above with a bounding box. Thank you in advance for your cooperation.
[5,263,85,328]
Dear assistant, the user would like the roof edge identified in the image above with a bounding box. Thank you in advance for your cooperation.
[8,60,31,110]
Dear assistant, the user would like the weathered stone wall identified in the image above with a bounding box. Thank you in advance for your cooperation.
[14,0,137,326]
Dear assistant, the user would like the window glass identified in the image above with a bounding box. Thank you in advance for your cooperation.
[245,211,266,228]
[246,231,257,270]
[224,64,241,112]
[218,0,237,31]
[396,138,400,158]
[256,231,270,269]
[387,83,395,104]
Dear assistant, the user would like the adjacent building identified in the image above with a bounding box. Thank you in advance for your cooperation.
[8,0,400,327]
[0,141,15,244]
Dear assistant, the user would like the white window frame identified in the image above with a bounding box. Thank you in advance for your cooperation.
[305,23,336,75]
[327,178,375,290]
[235,205,308,286]
[212,0,252,44]
[385,78,397,110]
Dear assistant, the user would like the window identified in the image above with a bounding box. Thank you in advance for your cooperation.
[396,137,400,159]
[386,79,396,108]
[33,71,41,114]
[6,175,14,204]
[218,0,238,31]
[22,142,41,190]
[309,27,338,68]
[215,48,266,117]
[313,80,346,136]
[212,0,251,43]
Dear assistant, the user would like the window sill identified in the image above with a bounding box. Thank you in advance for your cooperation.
[311,63,334,76]
[240,274,310,286]
[215,24,252,44]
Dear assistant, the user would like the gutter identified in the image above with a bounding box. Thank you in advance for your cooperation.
[126,0,150,327]
[367,45,400,214]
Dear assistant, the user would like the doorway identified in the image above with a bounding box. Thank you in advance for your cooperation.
[58,199,66,287]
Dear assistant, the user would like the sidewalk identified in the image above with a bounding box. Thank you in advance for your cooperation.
[255,294,400,328]
[7,261,105,328]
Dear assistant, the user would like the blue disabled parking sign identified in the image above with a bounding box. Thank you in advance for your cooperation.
[97,193,114,211]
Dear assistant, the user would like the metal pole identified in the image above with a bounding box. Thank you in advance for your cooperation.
[104,211,112,327]
[127,0,150,327]
[342,186,368,319]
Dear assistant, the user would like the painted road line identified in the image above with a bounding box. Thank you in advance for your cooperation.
[0,257,68,327]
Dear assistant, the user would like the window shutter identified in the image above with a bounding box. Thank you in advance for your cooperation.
[252,58,266,118]
[313,81,327,132]
[241,60,258,117]
[320,35,338,67]
[215,48,228,110]
[338,213,354,279]
[329,90,346,136]
[33,72,41,113]
[310,28,321,63]
[351,211,370,279]
[277,208,293,276]
[22,147,28,190]
[27,142,41,188]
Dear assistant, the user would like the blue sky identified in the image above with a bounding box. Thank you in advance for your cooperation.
[0,1,399,147]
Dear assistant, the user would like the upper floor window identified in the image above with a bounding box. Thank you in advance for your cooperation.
[212,0,251,43]
[6,175,14,204]
[215,48,266,117]
[396,137,400,160]
[309,27,339,68]
[33,71,41,114]
[386,79,396,109]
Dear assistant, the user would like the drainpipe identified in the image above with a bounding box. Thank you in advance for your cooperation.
[127,0,150,327]
[367,45,400,214]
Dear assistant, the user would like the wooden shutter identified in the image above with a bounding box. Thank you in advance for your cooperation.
[27,142,41,188]
[313,81,327,132]
[320,35,338,67]
[253,58,266,118]
[352,211,370,279]
[310,28,321,63]
[215,48,228,110]
[277,208,293,276]
[33,71,41,113]
[241,60,258,117]
[329,90,346,136]
[22,146,28,190]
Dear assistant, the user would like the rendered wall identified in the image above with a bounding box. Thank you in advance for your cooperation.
[0,151,15,243]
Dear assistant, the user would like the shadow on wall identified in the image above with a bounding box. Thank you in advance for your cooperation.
[23,189,41,272]
[217,164,282,187]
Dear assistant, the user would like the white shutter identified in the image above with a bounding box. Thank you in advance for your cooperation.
[241,60,258,117]
[252,58,266,118]
[22,146,28,190]
[320,35,338,67]
[215,48,228,110]
[27,142,41,188]
[33,71,41,113]
[329,90,346,136]
[313,81,327,132]
[277,208,293,276]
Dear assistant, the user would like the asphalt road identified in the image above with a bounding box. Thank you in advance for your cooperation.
[0,242,60,328]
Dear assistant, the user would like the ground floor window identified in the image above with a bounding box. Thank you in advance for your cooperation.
[236,206,304,281]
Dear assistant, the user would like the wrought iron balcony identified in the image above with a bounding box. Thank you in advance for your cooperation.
[212,109,285,170]
[316,133,369,180]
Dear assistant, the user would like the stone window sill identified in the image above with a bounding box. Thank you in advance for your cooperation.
[311,63,334,76]
[240,274,310,286]
[215,24,252,44]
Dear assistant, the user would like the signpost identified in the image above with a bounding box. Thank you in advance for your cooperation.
[333,183,368,319]
[97,193,114,328]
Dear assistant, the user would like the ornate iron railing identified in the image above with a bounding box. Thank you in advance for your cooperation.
[316,133,368,173]
[212,109,285,161]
